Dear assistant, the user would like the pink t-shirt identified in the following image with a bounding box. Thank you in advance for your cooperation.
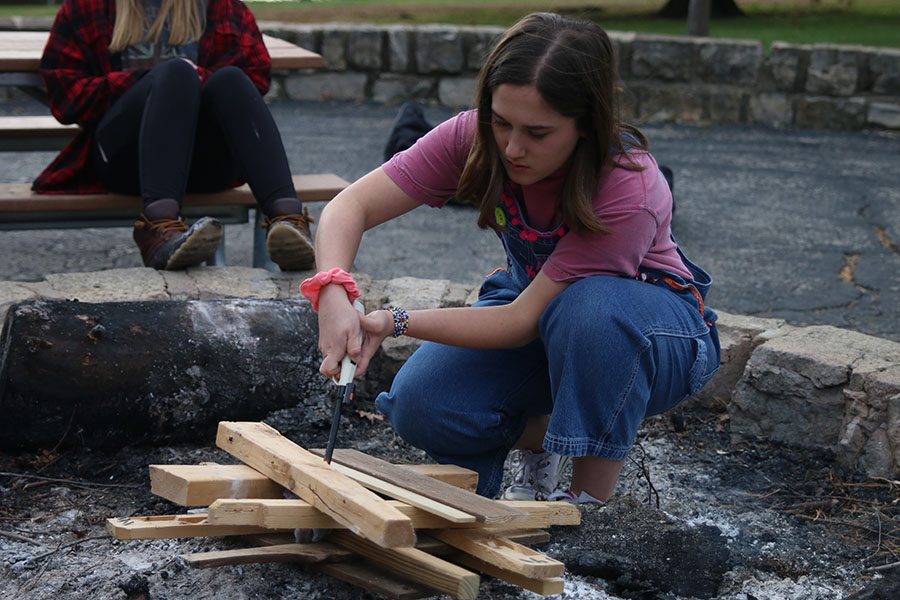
[383,110,691,282]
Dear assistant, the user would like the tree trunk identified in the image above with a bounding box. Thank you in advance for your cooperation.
[688,0,711,36]
[0,299,334,448]
[657,0,744,19]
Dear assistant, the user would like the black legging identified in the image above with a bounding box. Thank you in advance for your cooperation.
[92,60,296,214]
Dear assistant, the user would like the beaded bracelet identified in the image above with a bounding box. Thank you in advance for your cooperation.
[386,305,409,338]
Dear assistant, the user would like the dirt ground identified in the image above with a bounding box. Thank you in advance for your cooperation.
[1,393,899,600]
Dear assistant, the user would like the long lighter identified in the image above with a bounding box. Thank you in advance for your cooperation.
[323,299,365,464]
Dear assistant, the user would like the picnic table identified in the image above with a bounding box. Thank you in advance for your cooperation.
[0,30,347,270]
[0,31,324,148]
[0,30,323,88]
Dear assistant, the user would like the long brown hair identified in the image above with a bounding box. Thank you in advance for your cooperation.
[110,0,205,53]
[457,12,647,234]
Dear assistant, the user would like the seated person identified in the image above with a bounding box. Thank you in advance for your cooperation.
[34,0,314,271]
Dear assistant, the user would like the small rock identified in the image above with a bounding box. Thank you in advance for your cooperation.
[118,573,150,599]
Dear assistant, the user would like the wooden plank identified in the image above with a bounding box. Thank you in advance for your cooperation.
[0,31,49,71]
[209,498,579,531]
[245,533,456,559]
[0,173,348,214]
[410,531,563,595]
[246,532,294,546]
[216,422,416,548]
[106,514,280,540]
[181,541,352,568]
[313,449,526,526]
[431,529,565,579]
[0,32,323,72]
[236,529,554,599]
[325,461,477,524]
[208,498,271,526]
[330,530,480,600]
[317,562,432,600]
[452,552,564,596]
[183,541,429,599]
[150,464,283,506]
[480,529,551,546]
[244,530,550,558]
[149,461,478,507]
[0,116,78,138]
[263,34,325,70]
[405,463,478,492]
[209,498,464,529]
[491,500,581,528]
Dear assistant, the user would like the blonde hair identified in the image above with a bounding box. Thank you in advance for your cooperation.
[110,0,205,53]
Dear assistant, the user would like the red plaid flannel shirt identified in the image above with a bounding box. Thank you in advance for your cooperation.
[33,0,271,193]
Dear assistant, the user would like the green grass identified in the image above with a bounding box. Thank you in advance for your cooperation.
[2,1,898,48]
[0,4,59,17]
[590,13,900,48]
[251,0,900,48]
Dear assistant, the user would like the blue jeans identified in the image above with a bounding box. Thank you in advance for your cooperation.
[375,270,720,498]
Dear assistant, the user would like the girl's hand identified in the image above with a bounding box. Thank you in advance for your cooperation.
[354,309,395,376]
[317,286,363,380]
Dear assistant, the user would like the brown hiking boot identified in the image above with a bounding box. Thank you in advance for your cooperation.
[263,208,316,271]
[133,214,223,270]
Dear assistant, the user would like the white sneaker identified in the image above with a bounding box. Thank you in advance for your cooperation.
[501,449,570,501]
[547,489,604,505]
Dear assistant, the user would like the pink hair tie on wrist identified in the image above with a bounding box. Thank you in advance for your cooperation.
[299,268,361,312]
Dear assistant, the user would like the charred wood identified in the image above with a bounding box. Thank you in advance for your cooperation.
[0,299,328,448]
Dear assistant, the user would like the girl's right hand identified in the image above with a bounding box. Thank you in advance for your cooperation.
[316,285,363,380]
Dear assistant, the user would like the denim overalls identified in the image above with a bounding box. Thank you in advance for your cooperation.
[376,175,720,498]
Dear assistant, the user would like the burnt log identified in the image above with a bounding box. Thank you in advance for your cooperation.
[0,298,332,449]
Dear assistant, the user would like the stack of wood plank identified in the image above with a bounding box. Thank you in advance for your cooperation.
[106,421,581,599]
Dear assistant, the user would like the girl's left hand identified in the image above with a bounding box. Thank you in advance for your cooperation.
[353,309,395,376]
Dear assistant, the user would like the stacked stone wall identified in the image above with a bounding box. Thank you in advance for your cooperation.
[259,22,900,132]
[2,17,897,130]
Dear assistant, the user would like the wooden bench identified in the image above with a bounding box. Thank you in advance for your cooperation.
[0,115,77,151]
[0,32,339,270]
[0,173,349,270]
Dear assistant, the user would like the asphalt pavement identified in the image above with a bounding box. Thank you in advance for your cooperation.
[1,99,898,342]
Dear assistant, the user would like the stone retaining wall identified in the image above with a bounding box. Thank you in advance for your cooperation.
[2,267,898,478]
[2,17,897,131]
[257,22,900,132]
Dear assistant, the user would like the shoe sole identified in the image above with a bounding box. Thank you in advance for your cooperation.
[165,219,224,270]
[501,487,540,501]
[267,222,315,271]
